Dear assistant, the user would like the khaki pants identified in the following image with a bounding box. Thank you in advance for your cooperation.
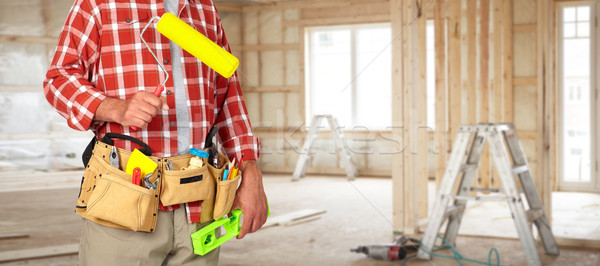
[79,207,220,266]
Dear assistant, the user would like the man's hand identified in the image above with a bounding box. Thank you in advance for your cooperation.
[232,160,268,239]
[95,91,168,128]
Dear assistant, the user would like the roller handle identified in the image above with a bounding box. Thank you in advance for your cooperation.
[130,85,165,131]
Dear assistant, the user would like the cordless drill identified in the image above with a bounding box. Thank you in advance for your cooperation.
[350,236,420,261]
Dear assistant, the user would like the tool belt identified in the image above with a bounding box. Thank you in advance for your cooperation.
[76,133,241,233]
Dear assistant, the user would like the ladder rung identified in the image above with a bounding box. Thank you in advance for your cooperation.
[470,187,502,193]
[512,165,529,175]
[526,208,544,222]
[452,195,507,202]
[460,163,478,172]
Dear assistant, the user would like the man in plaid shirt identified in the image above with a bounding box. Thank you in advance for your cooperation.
[43,0,268,264]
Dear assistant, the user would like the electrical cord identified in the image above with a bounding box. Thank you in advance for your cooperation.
[400,235,501,266]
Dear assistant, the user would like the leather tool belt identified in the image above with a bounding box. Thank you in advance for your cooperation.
[76,133,240,232]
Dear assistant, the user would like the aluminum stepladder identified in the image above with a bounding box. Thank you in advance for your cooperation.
[417,124,559,266]
[292,115,358,181]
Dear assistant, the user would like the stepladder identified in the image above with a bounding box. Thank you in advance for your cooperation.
[292,115,357,181]
[417,124,559,266]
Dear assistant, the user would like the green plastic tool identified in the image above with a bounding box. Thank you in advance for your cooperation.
[191,207,270,256]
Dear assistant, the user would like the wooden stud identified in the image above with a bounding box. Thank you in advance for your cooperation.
[434,0,447,194]
[390,0,405,232]
[403,0,416,233]
[479,0,491,191]
[491,0,503,189]
[466,0,477,125]
[448,0,462,152]
[503,0,513,123]
[416,0,429,221]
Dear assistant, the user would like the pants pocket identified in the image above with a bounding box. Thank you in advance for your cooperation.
[161,166,214,206]
[212,171,241,220]
[86,173,153,231]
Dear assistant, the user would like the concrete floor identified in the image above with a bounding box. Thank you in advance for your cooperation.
[1,175,599,265]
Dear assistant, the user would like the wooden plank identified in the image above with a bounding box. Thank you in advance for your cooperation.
[479,0,491,191]
[243,43,299,51]
[244,86,300,92]
[448,0,462,148]
[513,23,537,32]
[0,232,29,240]
[0,35,57,44]
[555,237,600,249]
[0,244,79,263]
[282,15,390,27]
[491,0,503,189]
[403,0,416,233]
[300,1,390,20]
[262,209,326,228]
[390,0,405,233]
[513,77,537,86]
[503,0,514,123]
[416,2,428,221]
[434,0,447,193]
[214,3,243,13]
[466,0,477,125]
[538,0,552,222]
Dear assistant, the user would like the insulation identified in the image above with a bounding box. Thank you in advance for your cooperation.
[0,0,44,36]
[259,11,282,45]
[311,139,338,168]
[220,11,242,45]
[258,138,286,167]
[0,43,47,86]
[44,0,74,37]
[285,92,302,127]
[513,0,537,25]
[0,92,52,133]
[285,50,300,86]
[283,9,299,21]
[513,31,537,77]
[243,92,261,127]
[284,26,298,44]
[261,51,284,86]
[243,11,258,45]
[261,92,285,127]
[243,51,259,87]
[513,86,537,132]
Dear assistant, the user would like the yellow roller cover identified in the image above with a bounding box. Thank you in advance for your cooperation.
[157,12,239,78]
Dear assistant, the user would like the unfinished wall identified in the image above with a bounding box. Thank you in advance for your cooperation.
[238,0,395,176]
[0,0,91,171]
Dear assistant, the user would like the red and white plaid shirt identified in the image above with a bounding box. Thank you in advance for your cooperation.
[44,0,260,223]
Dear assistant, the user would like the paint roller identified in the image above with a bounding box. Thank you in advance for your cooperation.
[132,12,239,130]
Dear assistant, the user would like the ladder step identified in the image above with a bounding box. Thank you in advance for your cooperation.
[460,163,478,173]
[452,195,507,202]
[526,208,544,222]
[470,187,502,193]
[512,165,529,175]
[443,205,459,218]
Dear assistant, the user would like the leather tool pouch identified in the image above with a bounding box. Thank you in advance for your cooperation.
[211,153,241,220]
[161,154,215,206]
[76,134,160,232]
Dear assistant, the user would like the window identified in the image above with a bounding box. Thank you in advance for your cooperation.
[559,3,598,190]
[306,24,391,129]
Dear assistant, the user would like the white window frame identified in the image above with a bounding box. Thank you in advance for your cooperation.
[304,23,392,130]
[557,1,600,192]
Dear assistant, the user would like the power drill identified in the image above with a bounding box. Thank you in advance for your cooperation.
[350,236,420,261]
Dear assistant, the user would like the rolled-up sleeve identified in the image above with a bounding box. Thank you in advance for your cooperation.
[43,0,106,132]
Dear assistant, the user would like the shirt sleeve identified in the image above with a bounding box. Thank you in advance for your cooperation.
[43,0,106,132]
[213,14,261,162]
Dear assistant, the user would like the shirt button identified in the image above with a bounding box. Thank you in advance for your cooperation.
[166,90,172,95]
[170,122,175,126]
[164,59,169,64]
[125,18,131,23]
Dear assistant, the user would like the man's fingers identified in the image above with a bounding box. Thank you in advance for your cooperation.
[159,96,169,111]
[237,213,254,239]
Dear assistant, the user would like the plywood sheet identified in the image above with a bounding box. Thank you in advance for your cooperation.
[261,51,284,86]
[243,11,258,45]
[261,92,285,127]
[259,11,282,45]
[285,50,300,86]
[513,85,537,131]
[513,31,536,77]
